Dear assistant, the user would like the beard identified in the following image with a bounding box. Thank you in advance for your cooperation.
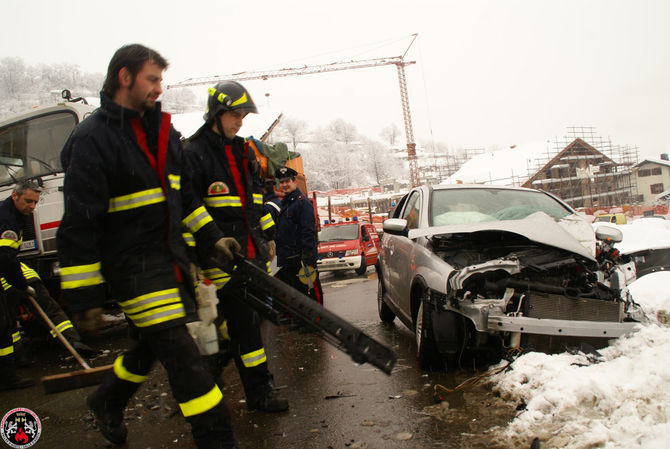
[141,97,157,112]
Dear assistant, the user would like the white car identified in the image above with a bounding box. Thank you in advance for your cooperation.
[377,184,642,370]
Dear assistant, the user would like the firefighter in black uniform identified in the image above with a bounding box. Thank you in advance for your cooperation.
[0,181,95,368]
[274,167,324,304]
[57,44,240,448]
[0,180,40,390]
[183,80,288,413]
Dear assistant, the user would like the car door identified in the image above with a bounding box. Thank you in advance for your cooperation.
[361,224,379,266]
[386,190,422,322]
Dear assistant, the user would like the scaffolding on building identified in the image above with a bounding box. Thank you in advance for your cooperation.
[521,126,640,208]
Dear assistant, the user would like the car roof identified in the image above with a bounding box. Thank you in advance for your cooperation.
[0,102,95,128]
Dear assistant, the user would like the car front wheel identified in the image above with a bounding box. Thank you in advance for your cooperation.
[355,256,367,275]
[415,291,441,370]
[377,275,395,323]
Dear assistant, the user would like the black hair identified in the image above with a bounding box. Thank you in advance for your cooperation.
[102,44,168,97]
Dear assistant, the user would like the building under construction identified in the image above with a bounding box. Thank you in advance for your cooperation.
[521,127,640,208]
[447,127,640,209]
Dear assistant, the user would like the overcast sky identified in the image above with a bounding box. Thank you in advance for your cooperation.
[3,0,669,159]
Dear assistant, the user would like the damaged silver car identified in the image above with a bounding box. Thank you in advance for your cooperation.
[377,184,643,370]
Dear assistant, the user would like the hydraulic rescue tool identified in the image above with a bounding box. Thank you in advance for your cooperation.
[214,253,397,375]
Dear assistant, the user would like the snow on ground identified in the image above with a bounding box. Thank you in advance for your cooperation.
[489,219,670,449]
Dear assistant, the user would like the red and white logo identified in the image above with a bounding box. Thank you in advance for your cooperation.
[207,182,230,195]
[1,408,42,448]
[1,230,18,241]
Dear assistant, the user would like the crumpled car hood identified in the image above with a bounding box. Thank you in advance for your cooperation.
[408,211,596,261]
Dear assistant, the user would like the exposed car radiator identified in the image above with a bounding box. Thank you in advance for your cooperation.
[525,292,623,322]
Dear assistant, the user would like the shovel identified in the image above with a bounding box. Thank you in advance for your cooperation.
[25,294,113,394]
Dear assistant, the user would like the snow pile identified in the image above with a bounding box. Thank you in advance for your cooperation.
[629,272,670,325]
[488,217,670,449]
[489,273,670,449]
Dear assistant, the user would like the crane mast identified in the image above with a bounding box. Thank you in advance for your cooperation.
[168,37,421,186]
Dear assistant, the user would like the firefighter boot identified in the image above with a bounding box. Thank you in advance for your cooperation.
[0,355,34,391]
[246,388,289,413]
[86,389,128,444]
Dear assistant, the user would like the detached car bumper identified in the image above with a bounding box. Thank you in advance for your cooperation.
[487,313,639,338]
[317,255,361,272]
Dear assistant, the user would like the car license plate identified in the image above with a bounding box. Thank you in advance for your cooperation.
[20,240,38,251]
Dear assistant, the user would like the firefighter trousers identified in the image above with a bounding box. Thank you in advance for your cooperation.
[0,291,18,382]
[93,324,236,449]
[217,291,274,402]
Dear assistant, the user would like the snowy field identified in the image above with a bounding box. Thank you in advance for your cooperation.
[489,217,670,449]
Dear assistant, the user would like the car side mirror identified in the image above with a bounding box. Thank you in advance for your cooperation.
[383,218,409,237]
[595,226,623,243]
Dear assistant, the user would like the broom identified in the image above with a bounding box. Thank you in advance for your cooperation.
[25,294,113,394]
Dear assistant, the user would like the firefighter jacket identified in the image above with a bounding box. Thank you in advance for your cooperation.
[183,127,275,286]
[263,191,281,233]
[276,188,318,267]
[57,93,196,331]
[0,196,28,291]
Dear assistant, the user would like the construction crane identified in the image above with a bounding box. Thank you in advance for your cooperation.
[167,34,421,187]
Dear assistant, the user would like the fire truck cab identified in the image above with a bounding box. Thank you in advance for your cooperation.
[0,92,96,293]
[317,218,381,275]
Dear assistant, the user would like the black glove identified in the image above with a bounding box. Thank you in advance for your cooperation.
[73,307,103,336]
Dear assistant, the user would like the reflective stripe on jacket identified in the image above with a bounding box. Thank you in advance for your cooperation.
[57,93,196,329]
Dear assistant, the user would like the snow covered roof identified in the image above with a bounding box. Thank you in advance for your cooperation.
[632,158,670,170]
[441,141,551,186]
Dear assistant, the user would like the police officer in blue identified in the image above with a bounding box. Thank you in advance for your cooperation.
[274,167,324,304]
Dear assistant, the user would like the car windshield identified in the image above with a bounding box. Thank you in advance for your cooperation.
[0,111,76,186]
[430,188,573,226]
[318,224,360,242]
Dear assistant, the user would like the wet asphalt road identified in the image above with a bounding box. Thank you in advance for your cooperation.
[2,269,518,449]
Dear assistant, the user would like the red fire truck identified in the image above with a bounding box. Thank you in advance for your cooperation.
[316,218,381,275]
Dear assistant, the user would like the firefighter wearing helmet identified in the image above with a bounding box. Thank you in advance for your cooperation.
[183,81,288,412]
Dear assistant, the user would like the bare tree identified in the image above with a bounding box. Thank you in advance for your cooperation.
[161,88,199,114]
[275,116,308,150]
[0,57,107,117]
[364,139,391,186]
[327,119,358,144]
[379,123,400,147]
[0,57,28,96]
